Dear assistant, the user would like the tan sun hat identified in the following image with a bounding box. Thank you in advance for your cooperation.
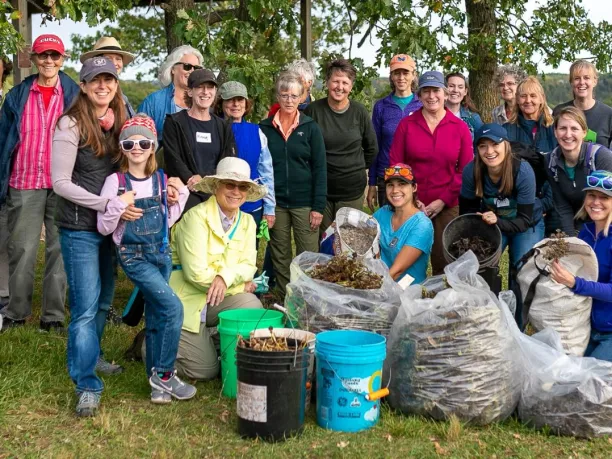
[194,157,267,202]
[79,37,135,66]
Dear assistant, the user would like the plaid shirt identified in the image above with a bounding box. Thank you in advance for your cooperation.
[9,79,64,190]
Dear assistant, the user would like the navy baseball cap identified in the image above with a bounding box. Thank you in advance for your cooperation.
[417,71,446,90]
[474,123,509,144]
[80,56,118,82]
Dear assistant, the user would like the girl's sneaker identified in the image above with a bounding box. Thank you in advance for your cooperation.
[151,389,172,405]
[149,370,196,400]
[76,391,100,417]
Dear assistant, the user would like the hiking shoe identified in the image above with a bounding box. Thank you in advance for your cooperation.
[95,357,124,375]
[39,321,66,333]
[76,391,100,417]
[149,370,197,400]
[151,389,172,405]
[0,315,25,332]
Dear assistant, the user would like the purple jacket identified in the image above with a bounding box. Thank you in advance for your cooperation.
[369,93,423,185]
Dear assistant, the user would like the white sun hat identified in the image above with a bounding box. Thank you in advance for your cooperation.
[194,157,267,202]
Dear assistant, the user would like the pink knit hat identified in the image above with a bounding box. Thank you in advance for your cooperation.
[119,113,158,144]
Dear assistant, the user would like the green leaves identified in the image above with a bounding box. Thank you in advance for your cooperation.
[0,1,25,58]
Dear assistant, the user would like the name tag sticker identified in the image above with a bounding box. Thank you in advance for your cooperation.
[196,132,211,143]
[495,198,510,208]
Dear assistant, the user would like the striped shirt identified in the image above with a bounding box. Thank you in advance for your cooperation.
[9,79,64,190]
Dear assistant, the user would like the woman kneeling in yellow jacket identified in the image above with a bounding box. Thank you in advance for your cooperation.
[169,157,268,380]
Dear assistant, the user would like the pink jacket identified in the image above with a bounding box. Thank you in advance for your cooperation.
[389,108,473,208]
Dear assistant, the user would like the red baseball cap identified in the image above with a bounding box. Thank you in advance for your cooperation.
[32,34,67,55]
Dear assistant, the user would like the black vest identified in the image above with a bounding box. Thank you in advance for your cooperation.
[55,142,114,231]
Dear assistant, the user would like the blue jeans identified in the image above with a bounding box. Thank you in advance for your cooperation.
[585,331,612,362]
[118,245,183,375]
[60,229,115,394]
[502,219,545,328]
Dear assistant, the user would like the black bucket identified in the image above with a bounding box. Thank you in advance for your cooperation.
[443,213,503,268]
[236,340,309,442]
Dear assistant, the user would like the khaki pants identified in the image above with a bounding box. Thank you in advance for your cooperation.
[173,293,262,381]
[321,194,366,233]
[269,207,319,295]
[430,206,459,276]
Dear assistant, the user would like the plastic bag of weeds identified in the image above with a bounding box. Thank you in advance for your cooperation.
[386,251,521,425]
[517,236,597,356]
[320,207,380,259]
[285,252,401,335]
[517,328,612,438]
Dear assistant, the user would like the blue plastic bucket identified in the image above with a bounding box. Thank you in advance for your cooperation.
[315,330,387,432]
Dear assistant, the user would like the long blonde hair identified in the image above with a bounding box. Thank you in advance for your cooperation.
[508,76,554,127]
[575,192,612,237]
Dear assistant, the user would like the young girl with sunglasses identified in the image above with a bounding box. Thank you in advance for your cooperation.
[550,170,612,362]
[373,163,433,284]
[97,114,197,403]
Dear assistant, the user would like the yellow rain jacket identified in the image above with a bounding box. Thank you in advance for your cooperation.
[169,196,257,332]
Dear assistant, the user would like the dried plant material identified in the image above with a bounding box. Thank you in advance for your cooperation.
[308,253,383,290]
[338,223,378,255]
[421,276,450,299]
[449,236,496,261]
[237,327,307,352]
[542,230,570,261]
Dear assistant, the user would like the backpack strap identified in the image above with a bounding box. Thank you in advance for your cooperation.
[116,172,126,196]
[584,143,600,175]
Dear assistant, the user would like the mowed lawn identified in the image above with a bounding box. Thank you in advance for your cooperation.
[0,244,611,458]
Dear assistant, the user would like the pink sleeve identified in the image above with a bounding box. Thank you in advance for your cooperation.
[439,123,474,207]
[97,174,128,236]
[388,118,408,166]
[168,185,190,228]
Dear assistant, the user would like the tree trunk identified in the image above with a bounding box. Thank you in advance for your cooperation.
[465,0,498,123]
[163,0,196,53]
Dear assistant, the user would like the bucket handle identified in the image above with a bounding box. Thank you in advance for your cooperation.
[319,354,391,402]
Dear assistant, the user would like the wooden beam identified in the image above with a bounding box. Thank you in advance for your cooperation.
[12,0,32,85]
[300,0,312,61]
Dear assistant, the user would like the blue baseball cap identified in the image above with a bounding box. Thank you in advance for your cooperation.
[474,123,509,144]
[417,71,446,90]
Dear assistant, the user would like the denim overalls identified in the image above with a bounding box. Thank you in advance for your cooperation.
[117,172,184,376]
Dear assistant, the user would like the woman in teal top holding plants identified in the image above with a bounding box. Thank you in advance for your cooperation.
[373,164,433,284]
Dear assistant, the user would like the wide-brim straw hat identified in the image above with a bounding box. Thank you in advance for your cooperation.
[193,157,267,202]
[80,37,135,66]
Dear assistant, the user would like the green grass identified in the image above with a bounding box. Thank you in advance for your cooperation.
[1,245,611,458]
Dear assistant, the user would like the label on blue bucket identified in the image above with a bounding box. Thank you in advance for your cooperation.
[237,382,267,423]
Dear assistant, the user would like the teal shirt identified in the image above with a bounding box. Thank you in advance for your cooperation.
[392,94,414,111]
[564,162,576,181]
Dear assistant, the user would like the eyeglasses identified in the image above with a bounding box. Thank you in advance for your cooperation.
[175,62,203,72]
[279,94,300,102]
[221,181,250,192]
[586,175,612,191]
[120,139,154,151]
[36,52,62,61]
[384,166,414,181]
[498,82,517,88]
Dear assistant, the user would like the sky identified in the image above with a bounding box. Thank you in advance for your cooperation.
[28,0,612,81]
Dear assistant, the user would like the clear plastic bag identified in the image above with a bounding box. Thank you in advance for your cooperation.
[285,252,402,335]
[386,251,521,425]
[517,328,612,438]
[320,207,381,258]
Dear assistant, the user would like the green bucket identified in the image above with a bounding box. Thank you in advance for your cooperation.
[217,309,284,398]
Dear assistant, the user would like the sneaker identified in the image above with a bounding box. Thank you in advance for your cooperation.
[75,391,100,417]
[39,321,66,333]
[150,389,172,405]
[95,357,124,375]
[149,370,197,401]
[0,315,25,332]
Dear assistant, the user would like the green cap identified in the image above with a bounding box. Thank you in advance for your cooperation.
[219,81,248,100]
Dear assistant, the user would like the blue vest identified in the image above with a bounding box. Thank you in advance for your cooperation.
[232,121,263,213]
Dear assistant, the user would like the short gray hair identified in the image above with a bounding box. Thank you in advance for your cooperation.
[494,64,528,87]
[158,45,204,87]
[275,71,304,96]
[287,58,316,84]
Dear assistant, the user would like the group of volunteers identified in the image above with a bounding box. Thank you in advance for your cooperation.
[0,32,611,417]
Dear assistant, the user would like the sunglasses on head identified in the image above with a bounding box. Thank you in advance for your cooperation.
[221,181,250,192]
[384,166,414,181]
[587,175,612,191]
[175,62,203,72]
[120,139,154,151]
[36,51,62,61]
